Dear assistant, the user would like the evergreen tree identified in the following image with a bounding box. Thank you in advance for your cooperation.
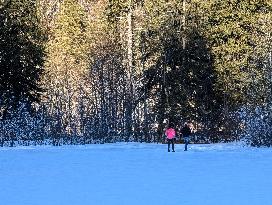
[0,0,45,118]
[132,0,221,141]
[198,0,271,108]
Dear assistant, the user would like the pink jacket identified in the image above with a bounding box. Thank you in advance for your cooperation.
[165,128,175,139]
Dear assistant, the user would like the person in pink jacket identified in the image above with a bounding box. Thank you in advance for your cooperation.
[165,123,176,152]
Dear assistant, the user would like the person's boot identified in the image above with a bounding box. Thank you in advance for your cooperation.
[172,150,175,152]
[168,149,170,152]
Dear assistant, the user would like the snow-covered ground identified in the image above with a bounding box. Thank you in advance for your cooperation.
[0,143,272,205]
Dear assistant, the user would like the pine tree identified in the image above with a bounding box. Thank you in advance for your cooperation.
[199,0,271,139]
[0,0,45,118]
[129,0,220,142]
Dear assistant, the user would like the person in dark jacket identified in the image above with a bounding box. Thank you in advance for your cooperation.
[180,123,191,151]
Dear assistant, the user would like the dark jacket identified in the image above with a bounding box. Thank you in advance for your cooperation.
[180,125,191,137]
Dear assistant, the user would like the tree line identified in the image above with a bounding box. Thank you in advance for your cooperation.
[0,0,271,147]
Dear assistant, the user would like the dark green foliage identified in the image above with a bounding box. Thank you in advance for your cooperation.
[142,26,223,141]
[0,0,45,117]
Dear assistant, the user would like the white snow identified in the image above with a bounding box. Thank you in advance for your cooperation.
[0,143,272,205]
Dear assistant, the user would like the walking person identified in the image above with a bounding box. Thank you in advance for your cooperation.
[165,123,176,152]
[180,122,192,151]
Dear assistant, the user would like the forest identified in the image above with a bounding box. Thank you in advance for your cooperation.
[0,0,271,146]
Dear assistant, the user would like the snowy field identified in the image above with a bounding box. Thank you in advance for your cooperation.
[1,143,272,205]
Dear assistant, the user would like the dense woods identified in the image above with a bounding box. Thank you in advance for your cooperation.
[0,0,271,146]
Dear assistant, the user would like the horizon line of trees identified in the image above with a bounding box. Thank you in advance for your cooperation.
[0,0,271,147]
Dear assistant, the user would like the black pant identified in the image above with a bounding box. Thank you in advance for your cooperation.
[167,139,175,151]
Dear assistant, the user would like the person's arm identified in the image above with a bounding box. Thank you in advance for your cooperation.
[164,129,168,142]
[179,128,183,140]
